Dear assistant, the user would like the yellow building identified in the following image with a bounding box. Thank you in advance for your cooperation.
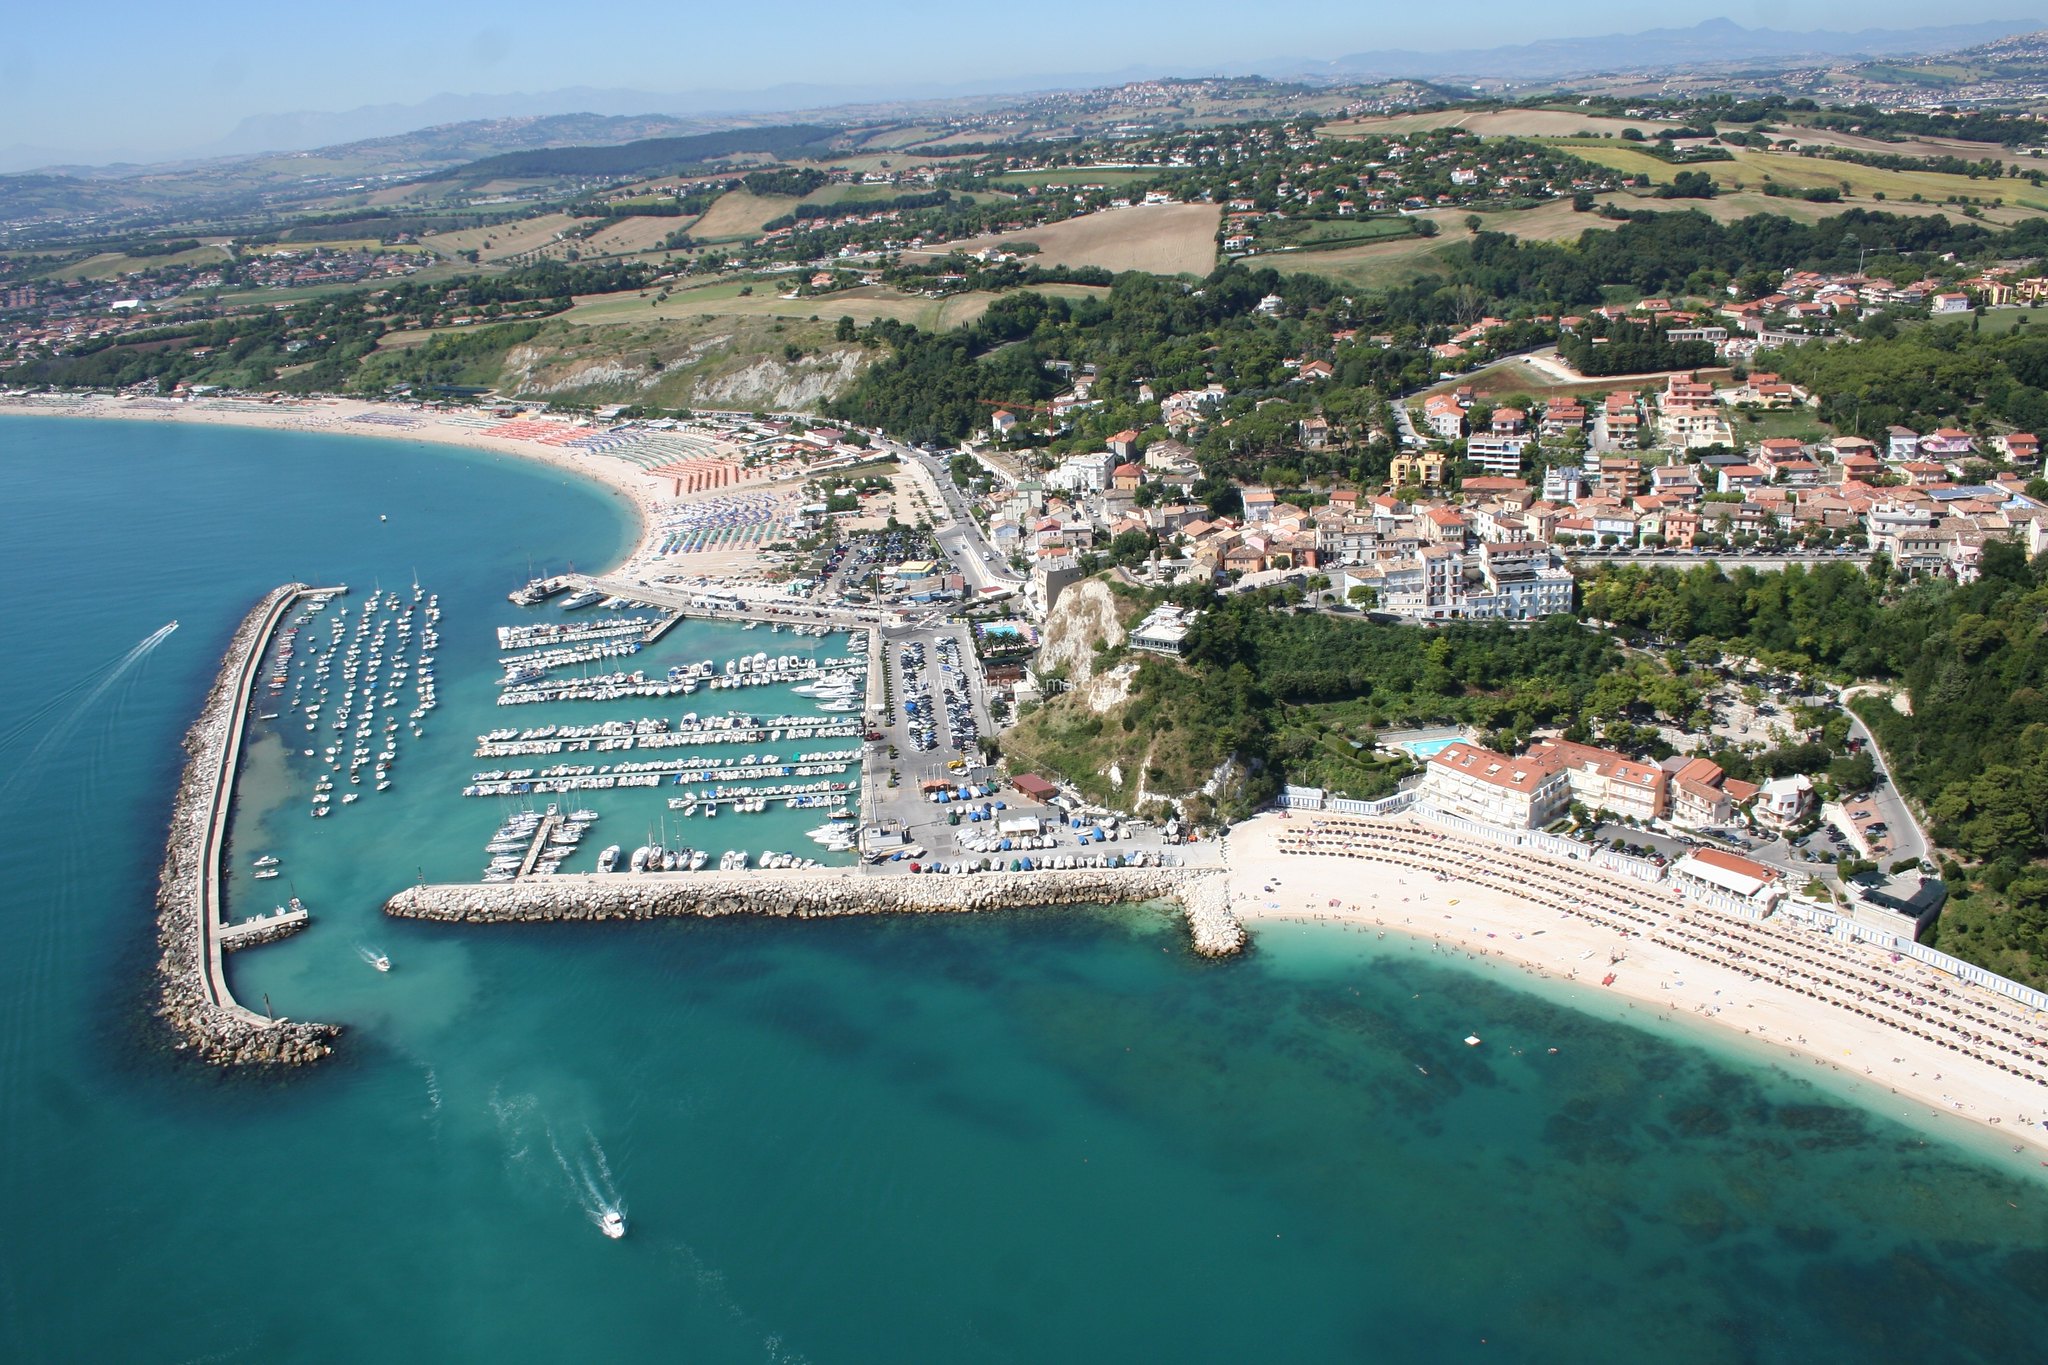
[1390,450,1447,489]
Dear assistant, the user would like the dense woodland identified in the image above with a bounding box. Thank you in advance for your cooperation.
[1766,323,2048,438]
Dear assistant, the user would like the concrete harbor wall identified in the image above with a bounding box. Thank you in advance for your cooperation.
[386,865,1247,957]
[153,583,339,1066]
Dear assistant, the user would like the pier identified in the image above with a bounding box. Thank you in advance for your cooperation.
[518,812,563,878]
[385,865,1245,956]
[153,583,342,1066]
[220,905,310,950]
[563,572,887,631]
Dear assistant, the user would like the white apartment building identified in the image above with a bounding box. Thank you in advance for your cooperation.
[1526,738,1667,821]
[1420,742,1571,829]
[1464,434,1530,477]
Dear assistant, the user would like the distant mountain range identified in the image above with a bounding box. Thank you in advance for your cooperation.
[5,15,2046,200]
[1301,17,2036,81]
[9,17,2036,175]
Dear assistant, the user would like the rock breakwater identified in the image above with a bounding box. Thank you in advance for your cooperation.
[387,865,1247,956]
[154,584,339,1066]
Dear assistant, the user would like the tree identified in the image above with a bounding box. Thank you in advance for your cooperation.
[1107,529,1152,566]
[1347,583,1377,609]
[1827,752,1878,793]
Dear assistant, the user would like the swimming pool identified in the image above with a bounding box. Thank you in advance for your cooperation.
[1399,736,1462,760]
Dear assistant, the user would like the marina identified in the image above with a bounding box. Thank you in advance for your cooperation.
[284,578,440,817]
[12,404,2048,1365]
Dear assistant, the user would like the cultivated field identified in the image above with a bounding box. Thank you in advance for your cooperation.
[989,168,1169,189]
[423,213,580,263]
[1776,125,2043,170]
[243,239,432,256]
[1537,142,2047,221]
[1259,234,1454,289]
[49,242,233,280]
[1326,109,1671,140]
[690,190,802,242]
[922,204,1220,275]
[582,216,689,254]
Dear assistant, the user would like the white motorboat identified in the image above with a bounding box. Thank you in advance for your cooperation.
[252,855,280,868]
[600,1209,626,1239]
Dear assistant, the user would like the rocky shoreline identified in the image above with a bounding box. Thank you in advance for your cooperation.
[386,865,1247,956]
[154,584,339,1067]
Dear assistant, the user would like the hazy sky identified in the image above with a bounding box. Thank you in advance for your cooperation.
[0,1,2031,164]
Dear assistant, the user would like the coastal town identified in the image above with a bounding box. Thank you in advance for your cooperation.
[20,12,2048,1361]
[25,363,2037,1164]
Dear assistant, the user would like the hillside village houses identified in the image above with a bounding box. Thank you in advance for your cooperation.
[958,351,2046,622]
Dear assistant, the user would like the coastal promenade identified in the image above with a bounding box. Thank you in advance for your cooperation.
[386,864,1246,956]
[154,583,340,1066]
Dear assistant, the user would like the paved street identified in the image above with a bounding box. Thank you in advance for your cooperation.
[1839,700,1929,869]
[884,441,1022,593]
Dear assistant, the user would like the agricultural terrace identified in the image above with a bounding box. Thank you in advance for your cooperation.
[917,204,1222,275]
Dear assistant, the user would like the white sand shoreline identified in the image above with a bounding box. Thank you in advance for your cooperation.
[1222,811,2048,1166]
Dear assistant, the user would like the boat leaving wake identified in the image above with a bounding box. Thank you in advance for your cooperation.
[489,1089,626,1235]
[549,1122,626,1236]
[355,944,392,972]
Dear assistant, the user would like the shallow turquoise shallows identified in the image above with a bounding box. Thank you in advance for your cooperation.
[2,415,2046,1365]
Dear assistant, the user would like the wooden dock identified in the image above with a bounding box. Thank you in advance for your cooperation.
[518,813,562,878]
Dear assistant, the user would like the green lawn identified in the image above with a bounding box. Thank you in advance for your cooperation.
[1949,306,2048,337]
[1730,408,1836,444]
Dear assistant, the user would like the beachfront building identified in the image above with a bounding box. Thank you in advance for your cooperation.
[1671,848,1784,908]
[1662,757,1757,830]
[1525,739,1667,821]
[1419,742,1571,829]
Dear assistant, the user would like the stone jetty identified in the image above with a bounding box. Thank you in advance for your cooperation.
[153,584,339,1066]
[387,865,1247,956]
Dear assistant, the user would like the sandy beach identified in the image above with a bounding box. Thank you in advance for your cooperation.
[1223,811,2048,1163]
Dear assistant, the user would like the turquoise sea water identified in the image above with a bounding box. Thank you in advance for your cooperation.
[3,414,2048,1364]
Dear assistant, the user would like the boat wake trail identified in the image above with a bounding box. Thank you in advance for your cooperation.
[548,1122,625,1231]
[489,1089,624,1230]
[0,621,178,785]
